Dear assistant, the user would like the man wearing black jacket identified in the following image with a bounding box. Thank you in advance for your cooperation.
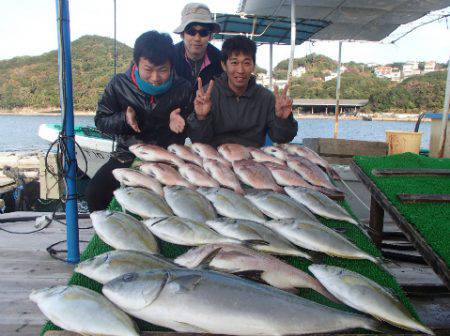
[85,31,191,211]
[187,36,298,147]
[173,3,223,88]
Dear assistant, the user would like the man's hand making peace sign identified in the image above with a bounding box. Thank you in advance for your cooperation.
[194,77,215,120]
[274,80,293,119]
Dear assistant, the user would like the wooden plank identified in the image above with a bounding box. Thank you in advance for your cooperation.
[397,194,450,204]
[369,196,384,248]
[303,138,388,157]
[372,168,450,177]
[351,161,450,290]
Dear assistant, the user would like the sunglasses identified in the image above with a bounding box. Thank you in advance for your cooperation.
[185,28,211,37]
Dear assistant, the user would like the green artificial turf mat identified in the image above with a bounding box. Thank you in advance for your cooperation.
[41,190,419,335]
[354,152,450,268]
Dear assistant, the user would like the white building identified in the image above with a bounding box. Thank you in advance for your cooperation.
[423,61,436,74]
[402,61,420,78]
[292,66,306,77]
[325,73,338,81]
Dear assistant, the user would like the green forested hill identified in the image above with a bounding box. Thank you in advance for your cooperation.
[0,35,133,110]
[0,37,446,113]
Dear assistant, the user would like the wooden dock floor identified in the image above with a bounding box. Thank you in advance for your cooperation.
[1,167,449,335]
[0,212,93,336]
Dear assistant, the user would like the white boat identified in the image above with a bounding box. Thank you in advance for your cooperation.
[38,124,115,178]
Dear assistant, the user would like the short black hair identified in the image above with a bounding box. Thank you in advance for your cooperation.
[133,31,175,66]
[221,36,256,64]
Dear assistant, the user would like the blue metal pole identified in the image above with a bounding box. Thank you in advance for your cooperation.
[55,0,79,263]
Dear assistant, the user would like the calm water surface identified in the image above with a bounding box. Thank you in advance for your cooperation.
[0,114,431,152]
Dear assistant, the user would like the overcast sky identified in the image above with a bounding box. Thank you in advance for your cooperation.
[1,0,449,71]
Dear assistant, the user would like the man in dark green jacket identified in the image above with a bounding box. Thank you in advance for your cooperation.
[187,36,298,147]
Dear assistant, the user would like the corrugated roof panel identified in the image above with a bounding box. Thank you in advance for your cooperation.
[238,0,450,41]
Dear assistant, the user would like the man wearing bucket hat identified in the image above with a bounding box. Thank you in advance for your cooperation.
[173,3,223,88]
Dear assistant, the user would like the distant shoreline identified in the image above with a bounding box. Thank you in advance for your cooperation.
[0,108,429,122]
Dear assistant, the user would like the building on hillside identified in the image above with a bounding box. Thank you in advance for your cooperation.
[374,66,401,82]
[423,61,436,73]
[324,65,347,82]
[402,61,420,78]
[325,73,338,81]
[292,66,306,77]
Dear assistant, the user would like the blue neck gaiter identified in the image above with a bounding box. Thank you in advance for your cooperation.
[134,67,173,96]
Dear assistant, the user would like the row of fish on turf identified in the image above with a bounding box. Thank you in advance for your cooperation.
[112,142,341,196]
[113,184,377,263]
[30,214,434,335]
[30,183,433,335]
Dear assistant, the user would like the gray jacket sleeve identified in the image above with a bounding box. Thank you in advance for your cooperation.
[186,112,214,143]
[266,94,298,144]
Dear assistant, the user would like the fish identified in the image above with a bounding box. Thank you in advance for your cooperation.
[140,162,194,189]
[203,158,244,194]
[233,159,283,193]
[30,285,139,336]
[143,216,240,246]
[285,186,358,225]
[178,163,220,188]
[282,144,340,180]
[197,187,266,224]
[129,143,184,166]
[190,143,231,167]
[204,218,312,259]
[263,162,316,188]
[217,143,252,162]
[286,156,340,191]
[113,187,173,219]
[164,185,216,222]
[102,268,387,335]
[175,243,334,300]
[167,144,203,166]
[75,250,178,284]
[244,189,318,221]
[265,218,380,264]
[112,168,164,196]
[262,145,289,160]
[308,264,434,335]
[90,210,159,253]
[250,148,286,165]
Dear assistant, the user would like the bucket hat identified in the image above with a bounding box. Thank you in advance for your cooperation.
[174,3,220,34]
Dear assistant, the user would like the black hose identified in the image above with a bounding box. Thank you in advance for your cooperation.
[414,112,427,132]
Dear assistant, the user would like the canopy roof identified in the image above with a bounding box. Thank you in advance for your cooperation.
[213,14,329,44]
[237,0,450,41]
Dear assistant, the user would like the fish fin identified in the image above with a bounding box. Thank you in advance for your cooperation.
[332,227,348,234]
[172,321,210,333]
[305,250,325,263]
[167,274,203,293]
[196,247,223,269]
[233,270,266,283]
[242,239,270,246]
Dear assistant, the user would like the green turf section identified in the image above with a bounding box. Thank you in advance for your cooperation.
[41,191,419,335]
[354,152,450,268]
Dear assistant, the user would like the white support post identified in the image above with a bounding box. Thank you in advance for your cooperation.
[438,56,450,158]
[269,43,273,89]
[287,0,296,81]
[333,41,343,139]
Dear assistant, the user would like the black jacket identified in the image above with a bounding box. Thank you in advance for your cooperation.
[187,73,298,148]
[95,65,192,162]
[173,42,223,89]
